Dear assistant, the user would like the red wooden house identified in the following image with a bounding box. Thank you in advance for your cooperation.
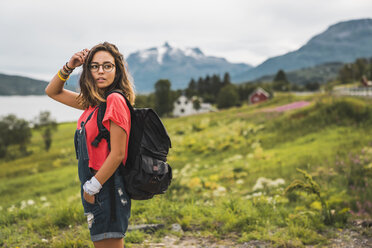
[249,88,270,104]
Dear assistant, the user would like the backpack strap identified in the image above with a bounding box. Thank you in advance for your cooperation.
[91,103,110,148]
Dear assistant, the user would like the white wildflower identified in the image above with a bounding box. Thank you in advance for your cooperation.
[251,142,261,148]
[245,194,252,199]
[236,179,244,185]
[69,225,72,228]
[27,199,35,206]
[252,177,269,191]
[270,178,285,187]
[223,154,243,163]
[40,196,47,201]
[42,202,51,208]
[252,192,262,197]
[213,186,226,197]
[8,205,15,212]
[252,177,285,191]
[41,238,48,243]
[216,186,226,192]
[180,163,192,175]
[20,201,27,210]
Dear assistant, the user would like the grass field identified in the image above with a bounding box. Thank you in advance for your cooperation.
[1,93,371,247]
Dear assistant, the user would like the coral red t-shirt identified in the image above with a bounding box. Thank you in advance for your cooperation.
[77,93,131,170]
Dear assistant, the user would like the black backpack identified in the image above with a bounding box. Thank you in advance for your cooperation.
[92,90,172,200]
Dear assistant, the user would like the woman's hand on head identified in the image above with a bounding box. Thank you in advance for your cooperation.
[67,48,90,69]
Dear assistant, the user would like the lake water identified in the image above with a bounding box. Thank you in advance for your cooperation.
[0,95,83,123]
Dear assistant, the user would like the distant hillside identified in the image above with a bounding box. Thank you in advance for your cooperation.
[0,73,48,95]
[0,73,77,96]
[252,62,344,85]
[235,18,372,82]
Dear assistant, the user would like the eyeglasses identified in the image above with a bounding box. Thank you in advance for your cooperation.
[89,62,115,72]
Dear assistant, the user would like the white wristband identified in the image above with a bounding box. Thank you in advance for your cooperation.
[83,176,102,195]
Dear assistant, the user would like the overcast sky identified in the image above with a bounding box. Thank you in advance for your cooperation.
[1,0,372,81]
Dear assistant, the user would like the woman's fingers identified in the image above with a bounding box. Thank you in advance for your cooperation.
[68,48,90,68]
[73,51,85,65]
[78,49,89,63]
[77,53,84,63]
[83,191,95,204]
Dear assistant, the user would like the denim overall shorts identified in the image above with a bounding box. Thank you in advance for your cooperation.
[74,108,131,242]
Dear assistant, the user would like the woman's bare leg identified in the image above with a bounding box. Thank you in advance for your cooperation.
[93,238,124,248]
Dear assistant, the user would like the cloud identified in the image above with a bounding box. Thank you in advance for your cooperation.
[0,0,372,79]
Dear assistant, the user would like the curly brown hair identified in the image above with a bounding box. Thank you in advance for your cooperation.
[78,42,135,108]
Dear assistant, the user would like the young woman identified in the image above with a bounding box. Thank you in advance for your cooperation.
[45,42,135,248]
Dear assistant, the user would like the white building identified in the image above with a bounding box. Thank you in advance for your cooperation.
[173,95,215,117]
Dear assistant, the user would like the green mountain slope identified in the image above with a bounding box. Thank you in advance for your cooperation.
[237,18,372,81]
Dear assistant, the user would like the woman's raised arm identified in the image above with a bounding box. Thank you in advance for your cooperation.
[45,49,89,110]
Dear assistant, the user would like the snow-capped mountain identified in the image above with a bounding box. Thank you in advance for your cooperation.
[126,42,252,92]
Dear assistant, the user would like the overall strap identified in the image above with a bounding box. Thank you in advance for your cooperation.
[80,107,98,129]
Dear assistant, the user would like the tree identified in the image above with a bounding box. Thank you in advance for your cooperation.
[186,79,197,98]
[34,111,57,151]
[273,70,291,91]
[223,72,231,87]
[354,58,369,80]
[134,93,155,109]
[204,75,211,94]
[273,69,288,82]
[192,97,201,111]
[211,74,222,98]
[154,79,173,117]
[305,82,320,91]
[237,83,256,102]
[217,84,239,109]
[0,114,32,158]
[196,77,204,95]
[339,64,354,84]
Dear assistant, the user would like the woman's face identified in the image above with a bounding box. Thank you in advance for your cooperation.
[90,51,116,89]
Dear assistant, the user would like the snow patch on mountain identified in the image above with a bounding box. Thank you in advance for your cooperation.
[136,42,205,64]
